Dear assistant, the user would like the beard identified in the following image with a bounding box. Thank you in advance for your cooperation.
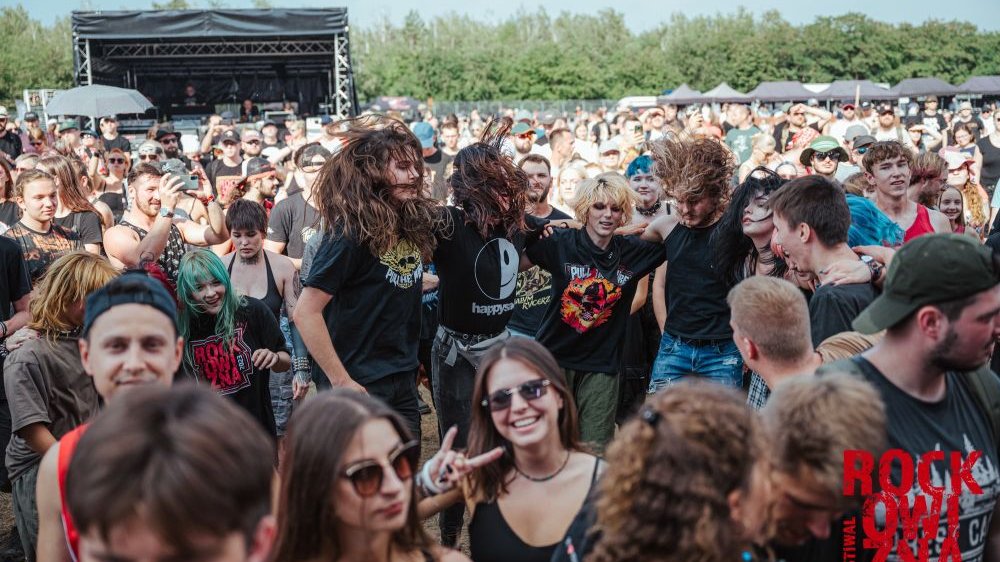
[527,186,550,204]
[164,147,180,158]
[928,327,984,372]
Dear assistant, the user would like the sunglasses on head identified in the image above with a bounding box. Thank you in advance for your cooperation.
[591,201,623,213]
[482,379,551,412]
[812,151,841,162]
[341,440,420,498]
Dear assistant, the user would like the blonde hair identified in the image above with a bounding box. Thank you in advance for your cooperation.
[760,372,887,508]
[28,251,118,335]
[572,172,636,227]
[728,276,813,361]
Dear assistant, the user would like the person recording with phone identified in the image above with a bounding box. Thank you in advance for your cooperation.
[103,161,228,288]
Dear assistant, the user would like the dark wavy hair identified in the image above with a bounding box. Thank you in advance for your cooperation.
[465,338,582,504]
[270,390,437,562]
[589,383,761,562]
[650,137,736,205]
[712,167,788,287]
[448,117,529,239]
[313,116,442,260]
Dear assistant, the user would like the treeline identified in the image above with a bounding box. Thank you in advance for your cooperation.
[3,5,1000,105]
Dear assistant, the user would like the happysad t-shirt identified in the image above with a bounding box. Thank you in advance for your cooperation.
[526,228,664,373]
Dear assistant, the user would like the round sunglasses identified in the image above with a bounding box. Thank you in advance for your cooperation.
[341,440,420,497]
[481,379,551,412]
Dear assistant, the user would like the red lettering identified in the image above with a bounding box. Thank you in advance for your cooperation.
[894,494,934,562]
[950,450,982,494]
[917,450,945,499]
[879,449,912,497]
[861,491,895,557]
[844,450,875,495]
[939,494,962,562]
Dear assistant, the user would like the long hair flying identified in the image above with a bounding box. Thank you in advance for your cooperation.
[712,167,788,287]
[176,250,244,371]
[448,117,529,239]
[313,116,441,260]
[650,137,736,207]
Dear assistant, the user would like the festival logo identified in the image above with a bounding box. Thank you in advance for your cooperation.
[559,266,623,333]
[189,326,254,395]
[842,437,998,562]
[380,239,422,289]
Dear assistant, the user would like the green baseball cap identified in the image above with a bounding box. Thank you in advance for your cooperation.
[799,135,849,166]
[852,234,1000,334]
[58,119,80,133]
[510,122,533,136]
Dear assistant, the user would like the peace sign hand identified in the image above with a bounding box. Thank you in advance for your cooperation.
[420,426,504,494]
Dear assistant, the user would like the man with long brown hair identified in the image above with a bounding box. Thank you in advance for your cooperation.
[294,116,441,440]
[642,138,744,390]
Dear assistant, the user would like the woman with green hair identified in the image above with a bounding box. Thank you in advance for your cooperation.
[177,249,290,438]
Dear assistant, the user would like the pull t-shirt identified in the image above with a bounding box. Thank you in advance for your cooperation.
[304,228,423,385]
[183,297,286,438]
[433,207,546,335]
[508,207,573,336]
[526,228,664,373]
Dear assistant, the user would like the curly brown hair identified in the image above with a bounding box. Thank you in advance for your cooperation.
[588,383,760,562]
[650,137,736,206]
[313,116,442,260]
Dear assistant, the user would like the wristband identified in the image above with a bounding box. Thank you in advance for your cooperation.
[416,461,444,496]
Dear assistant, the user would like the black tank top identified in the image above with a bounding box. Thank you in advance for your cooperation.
[662,222,732,340]
[468,457,600,562]
[97,184,127,224]
[978,136,1000,193]
[121,219,186,286]
[228,251,283,320]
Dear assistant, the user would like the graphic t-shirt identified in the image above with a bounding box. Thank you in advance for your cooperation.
[266,192,320,260]
[808,281,878,344]
[53,211,103,246]
[526,228,664,373]
[304,228,423,385]
[2,222,82,286]
[508,207,572,336]
[205,159,243,201]
[433,207,546,335]
[853,358,1000,562]
[724,126,761,163]
[183,298,286,437]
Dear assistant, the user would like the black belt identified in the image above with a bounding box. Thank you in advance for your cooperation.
[439,326,504,346]
[676,335,729,347]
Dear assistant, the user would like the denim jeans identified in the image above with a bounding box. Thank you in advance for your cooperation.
[12,462,38,561]
[648,332,743,393]
[430,331,479,546]
[271,315,295,436]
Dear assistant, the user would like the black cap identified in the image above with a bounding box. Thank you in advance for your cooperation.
[155,126,178,141]
[220,129,240,143]
[877,103,894,115]
[294,143,332,168]
[239,158,276,186]
[853,234,1000,334]
[83,273,179,336]
[261,120,278,128]
[23,112,38,121]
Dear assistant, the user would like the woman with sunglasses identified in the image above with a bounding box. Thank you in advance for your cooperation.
[418,338,598,562]
[271,390,470,562]
[98,148,130,220]
[26,128,48,155]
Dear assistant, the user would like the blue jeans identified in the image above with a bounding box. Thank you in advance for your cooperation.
[648,332,743,393]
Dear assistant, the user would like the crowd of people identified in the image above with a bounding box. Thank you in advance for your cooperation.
[0,93,999,562]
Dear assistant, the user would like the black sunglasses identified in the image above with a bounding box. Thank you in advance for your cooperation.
[812,151,841,162]
[341,440,419,498]
[482,379,551,411]
[108,158,125,164]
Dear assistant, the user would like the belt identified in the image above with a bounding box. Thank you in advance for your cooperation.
[439,326,504,346]
[676,335,729,347]
[436,326,510,368]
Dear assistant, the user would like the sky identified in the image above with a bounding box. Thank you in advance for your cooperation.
[12,0,1000,32]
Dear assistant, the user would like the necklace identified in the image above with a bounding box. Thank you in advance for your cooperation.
[514,451,571,482]
[636,201,662,218]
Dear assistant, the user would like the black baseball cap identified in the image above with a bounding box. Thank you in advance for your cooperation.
[83,273,179,337]
[220,129,240,144]
[23,112,38,121]
[238,157,276,186]
[294,143,332,168]
[155,126,178,141]
[853,234,1000,334]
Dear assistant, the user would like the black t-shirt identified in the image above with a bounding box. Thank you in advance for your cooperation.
[953,117,986,138]
[304,228,423,385]
[527,228,664,373]
[183,298,286,438]
[53,211,103,246]
[508,207,573,336]
[205,159,244,200]
[433,207,545,335]
[852,357,1000,562]
[663,222,731,340]
[101,135,131,153]
[424,150,454,202]
[0,237,30,372]
[2,222,82,286]
[266,192,320,260]
[0,200,19,232]
[0,131,22,161]
[808,282,878,345]
[918,111,948,135]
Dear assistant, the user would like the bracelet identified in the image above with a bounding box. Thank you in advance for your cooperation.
[416,460,445,496]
